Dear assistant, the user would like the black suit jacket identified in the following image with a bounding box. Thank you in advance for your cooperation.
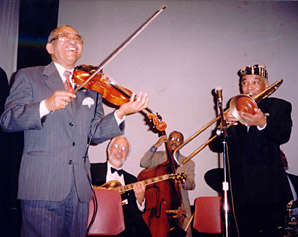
[210,97,292,204]
[287,173,298,201]
[90,162,151,237]
[209,97,293,234]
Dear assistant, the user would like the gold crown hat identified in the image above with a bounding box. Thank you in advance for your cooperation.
[237,64,268,80]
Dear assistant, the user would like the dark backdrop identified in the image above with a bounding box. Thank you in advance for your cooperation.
[1,1,59,236]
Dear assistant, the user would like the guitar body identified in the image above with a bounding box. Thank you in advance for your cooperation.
[96,180,122,190]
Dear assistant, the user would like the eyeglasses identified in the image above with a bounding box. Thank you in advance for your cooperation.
[49,32,84,44]
[169,137,181,142]
[112,144,128,151]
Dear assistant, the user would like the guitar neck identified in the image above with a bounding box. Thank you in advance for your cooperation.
[114,174,171,193]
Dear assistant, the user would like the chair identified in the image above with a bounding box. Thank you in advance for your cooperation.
[87,188,125,236]
[193,196,223,234]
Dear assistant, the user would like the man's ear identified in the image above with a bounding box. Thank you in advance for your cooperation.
[46,43,52,55]
[265,79,269,89]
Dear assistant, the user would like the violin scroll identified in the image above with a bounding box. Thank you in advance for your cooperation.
[147,112,167,132]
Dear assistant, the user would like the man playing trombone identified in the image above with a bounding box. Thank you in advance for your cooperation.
[209,64,293,236]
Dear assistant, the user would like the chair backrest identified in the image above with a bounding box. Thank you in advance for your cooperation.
[193,196,223,234]
[87,188,125,236]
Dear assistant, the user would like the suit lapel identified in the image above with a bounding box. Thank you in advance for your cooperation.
[123,172,129,185]
[43,62,74,115]
[43,62,65,92]
[97,162,108,183]
[103,162,108,180]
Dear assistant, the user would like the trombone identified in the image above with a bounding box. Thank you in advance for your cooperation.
[173,79,283,166]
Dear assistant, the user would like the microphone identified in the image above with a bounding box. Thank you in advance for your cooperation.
[215,86,223,104]
[215,86,228,137]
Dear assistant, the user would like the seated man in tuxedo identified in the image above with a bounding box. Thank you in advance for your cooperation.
[91,135,151,237]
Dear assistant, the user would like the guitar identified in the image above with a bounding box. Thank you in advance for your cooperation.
[94,173,186,194]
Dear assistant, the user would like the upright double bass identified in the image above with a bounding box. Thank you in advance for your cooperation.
[137,132,185,237]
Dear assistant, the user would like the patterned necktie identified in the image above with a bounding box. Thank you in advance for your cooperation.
[63,70,73,91]
[111,167,123,176]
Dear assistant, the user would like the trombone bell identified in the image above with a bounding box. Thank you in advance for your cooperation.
[229,95,258,124]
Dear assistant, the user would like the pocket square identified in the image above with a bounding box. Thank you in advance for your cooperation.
[82,97,94,108]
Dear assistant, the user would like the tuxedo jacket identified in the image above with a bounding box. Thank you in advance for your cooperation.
[210,97,292,206]
[0,62,124,202]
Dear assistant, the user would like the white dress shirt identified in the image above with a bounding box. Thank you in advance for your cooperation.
[106,161,125,186]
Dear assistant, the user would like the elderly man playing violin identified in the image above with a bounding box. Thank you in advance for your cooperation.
[209,64,292,237]
[0,25,148,237]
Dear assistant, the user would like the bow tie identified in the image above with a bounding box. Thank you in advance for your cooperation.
[111,167,123,176]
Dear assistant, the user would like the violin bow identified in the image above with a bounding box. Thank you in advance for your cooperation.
[73,5,167,94]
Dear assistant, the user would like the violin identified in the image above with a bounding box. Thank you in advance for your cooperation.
[70,6,167,132]
[73,64,167,132]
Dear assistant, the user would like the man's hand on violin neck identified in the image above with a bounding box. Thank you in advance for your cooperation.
[116,92,148,119]
[45,91,76,112]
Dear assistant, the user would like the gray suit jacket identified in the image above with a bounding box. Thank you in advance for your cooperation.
[0,62,124,202]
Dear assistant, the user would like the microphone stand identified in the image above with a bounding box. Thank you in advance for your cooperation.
[216,95,230,237]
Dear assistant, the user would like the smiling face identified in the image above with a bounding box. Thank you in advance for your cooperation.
[108,136,130,169]
[46,25,83,69]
